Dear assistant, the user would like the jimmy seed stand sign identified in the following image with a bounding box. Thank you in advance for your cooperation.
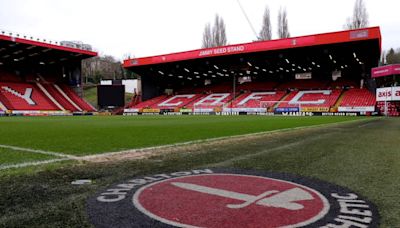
[87,169,379,228]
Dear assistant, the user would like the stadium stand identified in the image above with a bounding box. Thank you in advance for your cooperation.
[0,30,98,115]
[126,81,378,113]
[187,93,234,110]
[156,94,203,109]
[231,91,286,108]
[132,95,168,109]
[339,89,376,107]
[277,90,342,110]
[59,84,96,112]
[42,84,81,112]
[0,82,59,110]
[0,80,95,112]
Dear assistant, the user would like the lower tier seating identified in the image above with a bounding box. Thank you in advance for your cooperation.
[277,90,342,111]
[128,88,378,113]
[0,82,96,112]
[339,89,375,107]
[231,91,286,108]
[0,82,59,110]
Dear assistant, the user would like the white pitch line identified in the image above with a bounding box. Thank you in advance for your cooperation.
[0,144,79,159]
[80,117,377,161]
[0,158,71,170]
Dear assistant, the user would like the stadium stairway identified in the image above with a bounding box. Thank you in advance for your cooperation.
[36,83,65,111]
[330,90,347,112]
[42,84,81,112]
[0,91,13,110]
[59,84,96,112]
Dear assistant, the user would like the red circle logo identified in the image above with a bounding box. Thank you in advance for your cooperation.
[133,174,329,228]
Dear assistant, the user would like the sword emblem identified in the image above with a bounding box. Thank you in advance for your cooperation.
[171,182,314,210]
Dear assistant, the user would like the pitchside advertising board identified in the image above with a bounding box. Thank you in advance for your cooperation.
[376,87,400,101]
[88,169,379,228]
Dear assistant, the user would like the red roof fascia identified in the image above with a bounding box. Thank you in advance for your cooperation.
[123,27,381,68]
[371,64,400,78]
[0,34,97,56]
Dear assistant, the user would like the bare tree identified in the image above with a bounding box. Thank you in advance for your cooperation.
[259,6,272,40]
[212,14,228,47]
[277,7,290,39]
[201,14,228,48]
[345,0,369,29]
[202,23,213,48]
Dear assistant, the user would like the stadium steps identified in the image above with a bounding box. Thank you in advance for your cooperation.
[53,84,83,111]
[44,84,81,112]
[273,92,291,109]
[224,93,247,108]
[331,90,346,111]
[0,91,13,110]
[36,83,66,111]
[59,84,96,111]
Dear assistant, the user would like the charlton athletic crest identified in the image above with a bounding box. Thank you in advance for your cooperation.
[87,169,379,227]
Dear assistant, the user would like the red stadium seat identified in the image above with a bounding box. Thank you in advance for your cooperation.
[339,89,376,107]
[278,90,342,111]
[0,82,60,111]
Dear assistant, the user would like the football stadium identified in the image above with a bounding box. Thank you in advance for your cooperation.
[1,2,400,228]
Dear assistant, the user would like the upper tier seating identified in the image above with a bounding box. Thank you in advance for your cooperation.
[339,89,376,107]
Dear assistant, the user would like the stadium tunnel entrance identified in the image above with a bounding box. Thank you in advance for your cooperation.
[123,27,381,116]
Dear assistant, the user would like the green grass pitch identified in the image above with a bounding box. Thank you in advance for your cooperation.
[0,115,360,158]
[0,116,399,227]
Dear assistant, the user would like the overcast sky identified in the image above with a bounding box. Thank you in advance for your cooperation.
[0,0,398,60]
